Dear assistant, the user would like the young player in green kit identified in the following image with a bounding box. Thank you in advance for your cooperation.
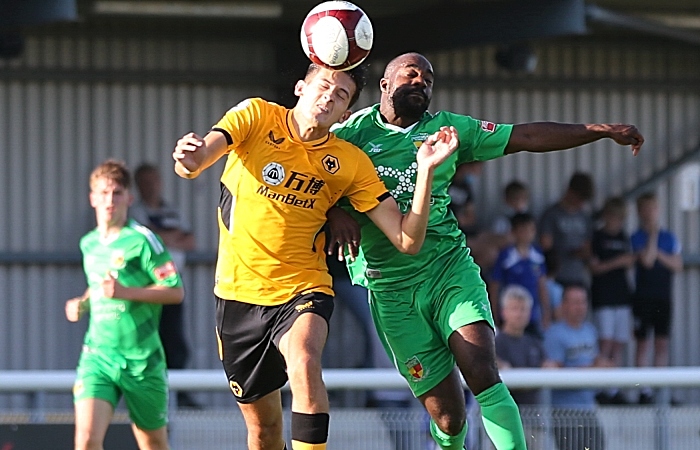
[65,159,184,450]
[328,52,644,450]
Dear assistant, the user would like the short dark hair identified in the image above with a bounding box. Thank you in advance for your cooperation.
[601,196,626,218]
[636,191,657,208]
[504,180,527,200]
[304,63,368,107]
[134,163,158,183]
[568,172,594,201]
[510,212,535,229]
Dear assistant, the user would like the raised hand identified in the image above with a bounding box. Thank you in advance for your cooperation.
[173,132,207,174]
[416,126,460,169]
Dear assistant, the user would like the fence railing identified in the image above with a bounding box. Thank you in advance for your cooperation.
[1,367,699,392]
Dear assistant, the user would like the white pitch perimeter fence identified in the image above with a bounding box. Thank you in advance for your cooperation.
[1,367,700,450]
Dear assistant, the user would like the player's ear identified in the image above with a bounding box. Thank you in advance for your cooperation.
[339,109,352,123]
[379,77,389,93]
[294,80,306,97]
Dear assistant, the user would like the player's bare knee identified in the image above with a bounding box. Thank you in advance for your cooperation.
[287,354,322,385]
[433,410,466,436]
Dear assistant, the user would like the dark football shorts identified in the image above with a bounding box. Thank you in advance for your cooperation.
[215,291,334,404]
[633,300,671,339]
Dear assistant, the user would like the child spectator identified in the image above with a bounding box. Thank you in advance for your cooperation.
[631,191,683,404]
[490,180,530,249]
[589,196,635,404]
[489,213,550,334]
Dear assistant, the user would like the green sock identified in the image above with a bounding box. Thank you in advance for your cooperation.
[475,382,527,450]
[429,418,467,450]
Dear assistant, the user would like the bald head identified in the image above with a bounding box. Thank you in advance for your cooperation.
[380,53,434,126]
[383,52,432,78]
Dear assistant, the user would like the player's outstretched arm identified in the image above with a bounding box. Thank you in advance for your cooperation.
[504,122,644,156]
[173,131,229,179]
[101,273,184,305]
[366,126,459,254]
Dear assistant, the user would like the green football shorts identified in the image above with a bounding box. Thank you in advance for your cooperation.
[73,348,169,430]
[369,247,494,397]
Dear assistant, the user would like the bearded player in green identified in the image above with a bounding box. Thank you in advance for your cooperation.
[65,159,184,450]
[328,53,644,450]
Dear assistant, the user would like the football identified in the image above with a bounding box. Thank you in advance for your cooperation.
[300,1,373,71]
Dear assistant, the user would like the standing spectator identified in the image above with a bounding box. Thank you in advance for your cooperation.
[631,192,683,404]
[131,163,199,408]
[489,213,550,334]
[544,284,612,450]
[589,196,635,404]
[539,172,595,287]
[490,180,530,249]
[65,159,184,450]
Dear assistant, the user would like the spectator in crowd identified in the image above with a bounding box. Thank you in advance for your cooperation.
[495,285,556,449]
[631,191,683,404]
[539,172,595,288]
[490,180,530,249]
[489,213,550,334]
[544,250,564,322]
[589,196,635,405]
[449,161,499,270]
[131,163,199,408]
[66,159,184,450]
[544,283,612,450]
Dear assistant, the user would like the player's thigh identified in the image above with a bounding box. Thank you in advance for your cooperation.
[369,286,454,398]
[131,424,169,450]
[121,366,169,431]
[216,297,288,404]
[432,248,495,335]
[74,352,121,407]
[276,292,334,367]
[74,398,114,446]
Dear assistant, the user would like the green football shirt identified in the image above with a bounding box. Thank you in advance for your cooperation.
[332,104,512,289]
[80,219,182,362]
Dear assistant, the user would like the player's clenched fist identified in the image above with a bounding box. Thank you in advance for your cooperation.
[101,273,125,299]
[65,296,88,322]
[173,132,206,176]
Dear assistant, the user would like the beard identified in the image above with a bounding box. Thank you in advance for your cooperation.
[391,84,430,119]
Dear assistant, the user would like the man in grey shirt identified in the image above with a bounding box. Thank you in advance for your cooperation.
[538,172,594,287]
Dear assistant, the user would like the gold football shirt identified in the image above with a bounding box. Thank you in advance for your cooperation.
[212,98,389,305]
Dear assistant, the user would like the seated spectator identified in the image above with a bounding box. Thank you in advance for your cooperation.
[496,285,555,449]
[490,180,530,249]
[544,284,613,450]
[589,196,635,405]
[496,285,554,403]
[489,213,550,333]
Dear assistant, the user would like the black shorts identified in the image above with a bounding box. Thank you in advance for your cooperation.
[633,301,671,339]
[215,292,334,404]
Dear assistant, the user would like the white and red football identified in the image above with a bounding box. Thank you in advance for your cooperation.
[300,1,373,71]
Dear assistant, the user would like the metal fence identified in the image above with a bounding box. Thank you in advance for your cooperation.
[2,368,700,449]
